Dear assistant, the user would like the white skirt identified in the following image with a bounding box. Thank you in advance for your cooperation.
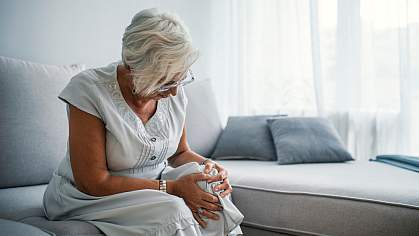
[43,162,244,236]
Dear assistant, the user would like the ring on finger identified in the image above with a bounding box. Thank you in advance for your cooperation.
[197,208,204,214]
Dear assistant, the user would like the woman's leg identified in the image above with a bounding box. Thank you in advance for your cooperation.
[45,174,202,236]
[161,162,244,236]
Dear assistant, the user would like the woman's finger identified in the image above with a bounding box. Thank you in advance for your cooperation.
[201,192,219,203]
[187,202,198,211]
[207,173,225,183]
[192,212,207,228]
[207,165,228,183]
[199,209,220,221]
[220,186,233,198]
[200,200,223,212]
[218,169,228,179]
[204,161,215,174]
[213,179,230,192]
[215,164,228,177]
[191,172,212,182]
[213,178,233,198]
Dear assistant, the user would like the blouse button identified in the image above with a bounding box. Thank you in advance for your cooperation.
[150,155,157,160]
[150,137,157,142]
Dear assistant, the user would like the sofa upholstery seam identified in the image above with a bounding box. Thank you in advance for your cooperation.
[231,184,419,210]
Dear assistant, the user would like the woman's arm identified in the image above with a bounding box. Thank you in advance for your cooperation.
[67,104,217,207]
[68,104,164,196]
[167,124,233,198]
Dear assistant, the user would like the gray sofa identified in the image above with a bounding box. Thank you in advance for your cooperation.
[1,56,419,236]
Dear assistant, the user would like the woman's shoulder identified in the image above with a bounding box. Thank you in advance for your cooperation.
[90,61,119,82]
[69,61,117,82]
[66,62,119,92]
[63,72,100,101]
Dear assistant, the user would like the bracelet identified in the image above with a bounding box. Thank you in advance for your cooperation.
[159,180,167,193]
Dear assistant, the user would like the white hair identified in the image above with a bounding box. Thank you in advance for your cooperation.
[121,8,199,96]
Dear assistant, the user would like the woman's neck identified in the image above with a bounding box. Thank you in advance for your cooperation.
[116,64,156,110]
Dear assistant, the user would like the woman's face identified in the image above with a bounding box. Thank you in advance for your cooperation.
[147,72,185,100]
[124,65,181,101]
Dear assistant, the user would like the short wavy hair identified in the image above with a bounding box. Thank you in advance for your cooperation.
[121,8,199,96]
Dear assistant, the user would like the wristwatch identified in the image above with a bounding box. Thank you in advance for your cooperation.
[159,180,167,193]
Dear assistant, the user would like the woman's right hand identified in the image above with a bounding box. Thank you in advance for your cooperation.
[170,173,223,228]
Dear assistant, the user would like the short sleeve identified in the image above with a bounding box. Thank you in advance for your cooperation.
[58,73,102,119]
[179,86,188,108]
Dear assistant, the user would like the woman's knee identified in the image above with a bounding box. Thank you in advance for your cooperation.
[190,163,220,194]
[187,162,219,177]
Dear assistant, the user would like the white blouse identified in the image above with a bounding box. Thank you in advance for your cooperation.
[55,61,188,182]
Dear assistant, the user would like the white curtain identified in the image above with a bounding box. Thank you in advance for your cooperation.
[208,0,419,160]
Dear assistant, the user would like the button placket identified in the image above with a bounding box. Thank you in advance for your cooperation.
[149,133,163,162]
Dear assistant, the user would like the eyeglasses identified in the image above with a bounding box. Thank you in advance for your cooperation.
[157,69,195,93]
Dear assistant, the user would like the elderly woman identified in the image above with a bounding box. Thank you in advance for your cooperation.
[43,8,243,236]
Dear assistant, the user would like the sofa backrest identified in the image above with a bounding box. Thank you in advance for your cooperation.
[0,56,223,188]
[0,56,84,188]
[184,78,223,157]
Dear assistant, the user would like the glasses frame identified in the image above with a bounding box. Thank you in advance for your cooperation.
[157,69,195,93]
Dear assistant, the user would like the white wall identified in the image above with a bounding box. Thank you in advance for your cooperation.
[0,0,212,78]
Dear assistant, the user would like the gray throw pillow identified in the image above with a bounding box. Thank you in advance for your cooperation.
[211,115,282,161]
[267,117,353,164]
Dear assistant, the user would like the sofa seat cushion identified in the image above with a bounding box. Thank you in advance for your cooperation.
[0,184,47,221]
[0,184,104,235]
[22,217,104,236]
[0,218,53,236]
[218,160,419,236]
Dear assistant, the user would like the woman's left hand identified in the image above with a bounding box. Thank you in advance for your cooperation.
[203,160,232,198]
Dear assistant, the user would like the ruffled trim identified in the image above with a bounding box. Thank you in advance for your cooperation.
[97,64,169,136]
[152,212,200,236]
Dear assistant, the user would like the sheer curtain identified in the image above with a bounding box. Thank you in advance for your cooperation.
[208,0,419,160]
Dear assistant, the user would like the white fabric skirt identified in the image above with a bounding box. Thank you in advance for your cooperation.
[43,162,243,236]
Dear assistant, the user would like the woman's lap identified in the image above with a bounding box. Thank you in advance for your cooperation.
[43,162,242,235]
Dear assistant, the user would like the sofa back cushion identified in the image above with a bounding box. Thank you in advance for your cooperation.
[267,117,354,164]
[0,56,84,188]
[184,78,223,157]
[211,115,281,161]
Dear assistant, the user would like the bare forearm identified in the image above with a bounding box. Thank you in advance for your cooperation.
[81,151,205,197]
[84,175,176,197]
[168,150,206,168]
